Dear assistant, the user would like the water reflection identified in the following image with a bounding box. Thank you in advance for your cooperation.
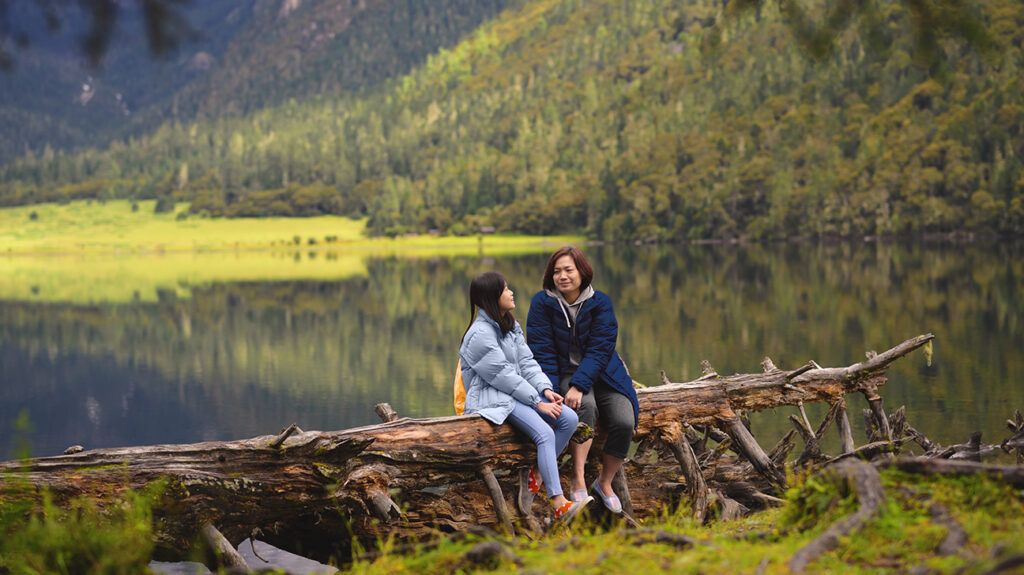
[1,242,1021,459]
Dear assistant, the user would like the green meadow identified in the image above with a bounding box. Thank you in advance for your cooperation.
[1,199,364,252]
[0,200,580,304]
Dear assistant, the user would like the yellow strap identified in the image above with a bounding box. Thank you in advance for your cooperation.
[453,358,466,415]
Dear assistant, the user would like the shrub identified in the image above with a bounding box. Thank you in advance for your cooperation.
[0,482,165,574]
[154,196,175,214]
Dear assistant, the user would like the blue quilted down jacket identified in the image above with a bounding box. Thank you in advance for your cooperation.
[459,310,553,424]
[526,289,639,426]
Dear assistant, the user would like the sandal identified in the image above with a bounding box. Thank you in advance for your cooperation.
[554,495,593,525]
[591,479,622,514]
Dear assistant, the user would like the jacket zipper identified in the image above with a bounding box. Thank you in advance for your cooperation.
[568,299,585,354]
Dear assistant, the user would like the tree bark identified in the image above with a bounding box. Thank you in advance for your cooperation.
[661,422,709,523]
[0,334,934,564]
[836,398,856,454]
[200,523,249,572]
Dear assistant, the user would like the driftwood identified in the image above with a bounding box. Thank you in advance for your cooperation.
[876,457,1024,488]
[0,334,935,565]
[1005,411,1024,464]
[200,523,250,571]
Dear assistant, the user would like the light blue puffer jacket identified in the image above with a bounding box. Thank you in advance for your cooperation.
[459,310,553,424]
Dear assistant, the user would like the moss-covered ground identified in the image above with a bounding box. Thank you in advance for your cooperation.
[347,469,1024,575]
[1,467,1022,573]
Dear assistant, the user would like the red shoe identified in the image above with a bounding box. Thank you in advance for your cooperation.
[518,467,542,514]
[554,496,593,525]
[528,468,542,494]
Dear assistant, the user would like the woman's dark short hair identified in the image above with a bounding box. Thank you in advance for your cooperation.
[542,246,594,292]
[467,271,515,337]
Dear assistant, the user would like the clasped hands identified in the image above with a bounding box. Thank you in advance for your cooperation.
[535,386,583,418]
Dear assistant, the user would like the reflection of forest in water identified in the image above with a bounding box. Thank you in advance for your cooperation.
[1,242,1021,458]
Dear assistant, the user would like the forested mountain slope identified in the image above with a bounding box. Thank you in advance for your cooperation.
[0,0,512,163]
[2,0,1021,240]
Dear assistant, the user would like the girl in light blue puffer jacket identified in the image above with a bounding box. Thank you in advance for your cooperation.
[459,271,592,524]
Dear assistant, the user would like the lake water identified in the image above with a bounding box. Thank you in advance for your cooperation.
[1,241,1021,460]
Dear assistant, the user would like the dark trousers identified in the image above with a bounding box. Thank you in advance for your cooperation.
[559,374,634,460]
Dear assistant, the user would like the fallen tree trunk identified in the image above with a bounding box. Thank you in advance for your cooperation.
[0,334,934,564]
[876,457,1024,488]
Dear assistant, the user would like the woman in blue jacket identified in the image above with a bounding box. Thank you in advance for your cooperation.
[459,271,592,523]
[526,246,638,514]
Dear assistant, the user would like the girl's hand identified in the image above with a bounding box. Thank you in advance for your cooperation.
[536,401,562,418]
[543,389,563,404]
[564,386,584,410]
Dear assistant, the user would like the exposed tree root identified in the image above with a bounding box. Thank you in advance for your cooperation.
[788,460,887,573]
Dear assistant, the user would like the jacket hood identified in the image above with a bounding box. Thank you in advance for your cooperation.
[544,285,595,327]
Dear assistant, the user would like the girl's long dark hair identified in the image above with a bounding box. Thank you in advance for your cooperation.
[463,271,515,341]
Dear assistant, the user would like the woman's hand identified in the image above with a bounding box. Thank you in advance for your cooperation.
[543,389,563,404]
[536,400,562,418]
[564,386,583,410]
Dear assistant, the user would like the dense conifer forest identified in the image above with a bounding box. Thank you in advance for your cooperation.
[0,0,512,163]
[1,0,1021,240]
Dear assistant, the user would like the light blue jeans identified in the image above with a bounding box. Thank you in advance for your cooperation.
[505,398,578,498]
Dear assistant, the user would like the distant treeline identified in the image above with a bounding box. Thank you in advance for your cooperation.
[1,0,1021,240]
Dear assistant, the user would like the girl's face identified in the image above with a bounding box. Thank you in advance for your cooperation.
[552,255,582,297]
[499,284,516,312]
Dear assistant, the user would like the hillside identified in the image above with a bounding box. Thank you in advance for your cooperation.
[0,0,513,163]
[1,0,1021,240]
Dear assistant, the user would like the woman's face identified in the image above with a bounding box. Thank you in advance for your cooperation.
[499,284,516,312]
[552,255,582,298]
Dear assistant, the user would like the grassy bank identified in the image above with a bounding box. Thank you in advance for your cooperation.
[0,200,580,304]
[0,200,580,254]
[3,467,1020,574]
[349,469,1024,575]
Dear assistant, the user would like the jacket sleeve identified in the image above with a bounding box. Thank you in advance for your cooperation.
[463,327,543,406]
[570,294,618,393]
[514,325,553,396]
[526,292,560,387]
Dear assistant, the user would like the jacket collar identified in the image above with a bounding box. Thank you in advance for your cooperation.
[477,309,519,333]
[476,309,498,327]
